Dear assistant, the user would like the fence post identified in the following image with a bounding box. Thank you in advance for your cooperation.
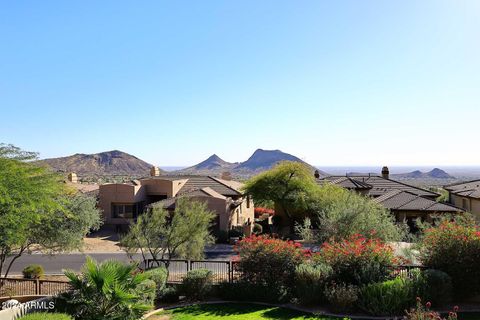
[228,261,233,283]
[35,279,40,295]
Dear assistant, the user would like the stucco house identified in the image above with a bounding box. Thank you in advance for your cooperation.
[98,167,254,234]
[317,167,462,226]
[445,179,480,219]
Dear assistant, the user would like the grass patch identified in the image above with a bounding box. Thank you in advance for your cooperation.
[150,303,340,320]
[19,313,72,320]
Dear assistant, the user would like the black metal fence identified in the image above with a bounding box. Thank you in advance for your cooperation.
[0,278,71,297]
[0,262,427,298]
[391,265,427,278]
[146,259,241,283]
[146,259,426,284]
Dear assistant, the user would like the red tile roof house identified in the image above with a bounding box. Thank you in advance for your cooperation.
[97,167,254,235]
[316,167,462,227]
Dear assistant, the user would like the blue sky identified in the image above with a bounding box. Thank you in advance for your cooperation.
[1,1,479,166]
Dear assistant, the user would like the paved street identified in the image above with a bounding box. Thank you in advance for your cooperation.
[4,247,235,275]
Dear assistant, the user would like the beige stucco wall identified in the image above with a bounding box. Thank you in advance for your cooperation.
[450,194,480,220]
[140,179,175,197]
[235,197,255,226]
[98,178,253,232]
[394,210,435,222]
[172,179,189,196]
[98,183,146,225]
[189,196,229,231]
[177,195,254,232]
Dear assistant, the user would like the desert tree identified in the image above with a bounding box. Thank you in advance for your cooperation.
[0,143,102,277]
[242,161,318,230]
[120,198,215,273]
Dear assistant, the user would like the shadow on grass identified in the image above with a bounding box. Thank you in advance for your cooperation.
[168,303,334,319]
[170,303,265,317]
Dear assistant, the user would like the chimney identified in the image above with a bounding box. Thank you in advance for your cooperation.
[68,172,78,183]
[314,170,320,179]
[381,166,389,179]
[150,166,160,177]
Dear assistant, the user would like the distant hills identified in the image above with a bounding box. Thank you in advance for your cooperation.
[39,148,320,179]
[236,149,308,171]
[39,148,455,183]
[39,150,154,176]
[176,154,236,176]
[391,168,454,179]
[176,149,323,178]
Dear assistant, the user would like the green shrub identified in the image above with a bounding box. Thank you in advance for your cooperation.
[420,220,480,298]
[317,234,396,286]
[136,279,156,306]
[144,267,168,299]
[19,313,72,320]
[22,264,45,279]
[294,263,332,305]
[358,276,415,316]
[311,184,406,242]
[159,286,180,303]
[182,269,213,300]
[228,227,244,238]
[324,282,359,313]
[59,257,151,320]
[414,269,453,306]
[253,223,263,234]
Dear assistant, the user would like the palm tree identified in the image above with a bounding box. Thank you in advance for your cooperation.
[62,256,151,320]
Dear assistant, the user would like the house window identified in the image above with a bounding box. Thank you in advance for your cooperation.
[462,198,470,211]
[112,203,141,219]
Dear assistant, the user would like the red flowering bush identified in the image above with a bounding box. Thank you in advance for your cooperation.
[420,220,480,298]
[404,297,458,320]
[317,234,397,285]
[254,207,275,217]
[234,235,307,301]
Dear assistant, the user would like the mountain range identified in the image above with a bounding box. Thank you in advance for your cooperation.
[391,168,454,179]
[39,149,455,182]
[39,148,320,179]
[346,168,454,180]
[39,150,155,176]
[174,149,323,177]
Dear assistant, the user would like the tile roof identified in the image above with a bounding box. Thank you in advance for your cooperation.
[177,176,241,196]
[153,197,176,210]
[318,176,372,190]
[318,175,438,198]
[67,182,99,195]
[444,179,480,199]
[374,190,462,212]
[150,187,226,210]
[144,175,242,197]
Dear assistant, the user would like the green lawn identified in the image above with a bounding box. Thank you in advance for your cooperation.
[149,303,342,320]
[19,313,72,320]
